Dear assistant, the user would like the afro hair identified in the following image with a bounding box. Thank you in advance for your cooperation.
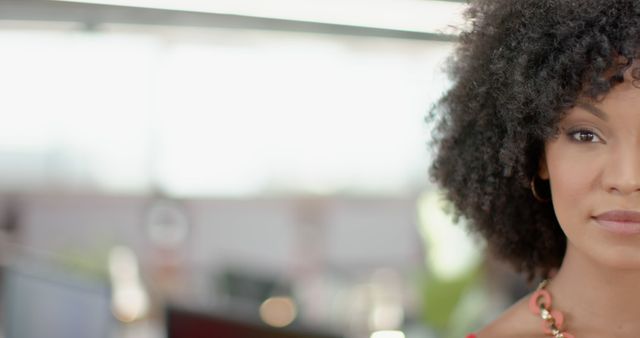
[429,0,640,280]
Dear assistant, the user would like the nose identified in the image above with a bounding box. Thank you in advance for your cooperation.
[602,143,640,195]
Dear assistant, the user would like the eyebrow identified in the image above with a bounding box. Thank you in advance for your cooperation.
[575,101,609,121]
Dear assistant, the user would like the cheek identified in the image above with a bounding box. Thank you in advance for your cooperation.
[550,176,590,230]
[545,145,599,222]
[549,165,591,200]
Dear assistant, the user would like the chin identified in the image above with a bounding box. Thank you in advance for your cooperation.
[563,221,640,271]
[589,245,640,270]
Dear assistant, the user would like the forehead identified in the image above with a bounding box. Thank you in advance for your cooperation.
[601,82,640,105]
[564,79,640,128]
[582,78,640,115]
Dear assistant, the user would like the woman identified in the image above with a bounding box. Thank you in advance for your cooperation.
[430,1,640,337]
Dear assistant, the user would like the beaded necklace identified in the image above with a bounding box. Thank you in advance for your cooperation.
[528,280,575,338]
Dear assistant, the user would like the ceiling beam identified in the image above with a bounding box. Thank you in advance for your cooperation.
[0,0,457,41]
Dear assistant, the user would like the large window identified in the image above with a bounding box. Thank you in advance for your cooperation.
[0,22,453,196]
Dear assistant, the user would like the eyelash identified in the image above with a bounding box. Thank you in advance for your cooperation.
[567,128,603,144]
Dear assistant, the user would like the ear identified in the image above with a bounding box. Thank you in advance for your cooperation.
[538,154,549,180]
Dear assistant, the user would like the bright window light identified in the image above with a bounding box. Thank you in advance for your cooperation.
[417,191,481,280]
[0,23,453,196]
[371,330,406,338]
[50,0,468,35]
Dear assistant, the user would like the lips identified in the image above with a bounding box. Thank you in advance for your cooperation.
[593,210,640,235]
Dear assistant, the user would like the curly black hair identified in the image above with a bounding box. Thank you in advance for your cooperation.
[429,0,640,280]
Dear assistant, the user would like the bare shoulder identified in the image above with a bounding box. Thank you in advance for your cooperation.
[474,294,541,338]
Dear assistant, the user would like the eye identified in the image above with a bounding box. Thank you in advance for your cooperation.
[568,129,602,143]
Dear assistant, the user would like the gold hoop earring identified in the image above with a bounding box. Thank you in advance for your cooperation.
[530,176,549,203]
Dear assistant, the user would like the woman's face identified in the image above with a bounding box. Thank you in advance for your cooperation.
[542,79,640,269]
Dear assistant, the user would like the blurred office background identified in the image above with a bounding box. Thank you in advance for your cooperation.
[0,0,529,337]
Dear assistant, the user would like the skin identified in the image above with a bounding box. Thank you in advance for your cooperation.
[477,73,640,338]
